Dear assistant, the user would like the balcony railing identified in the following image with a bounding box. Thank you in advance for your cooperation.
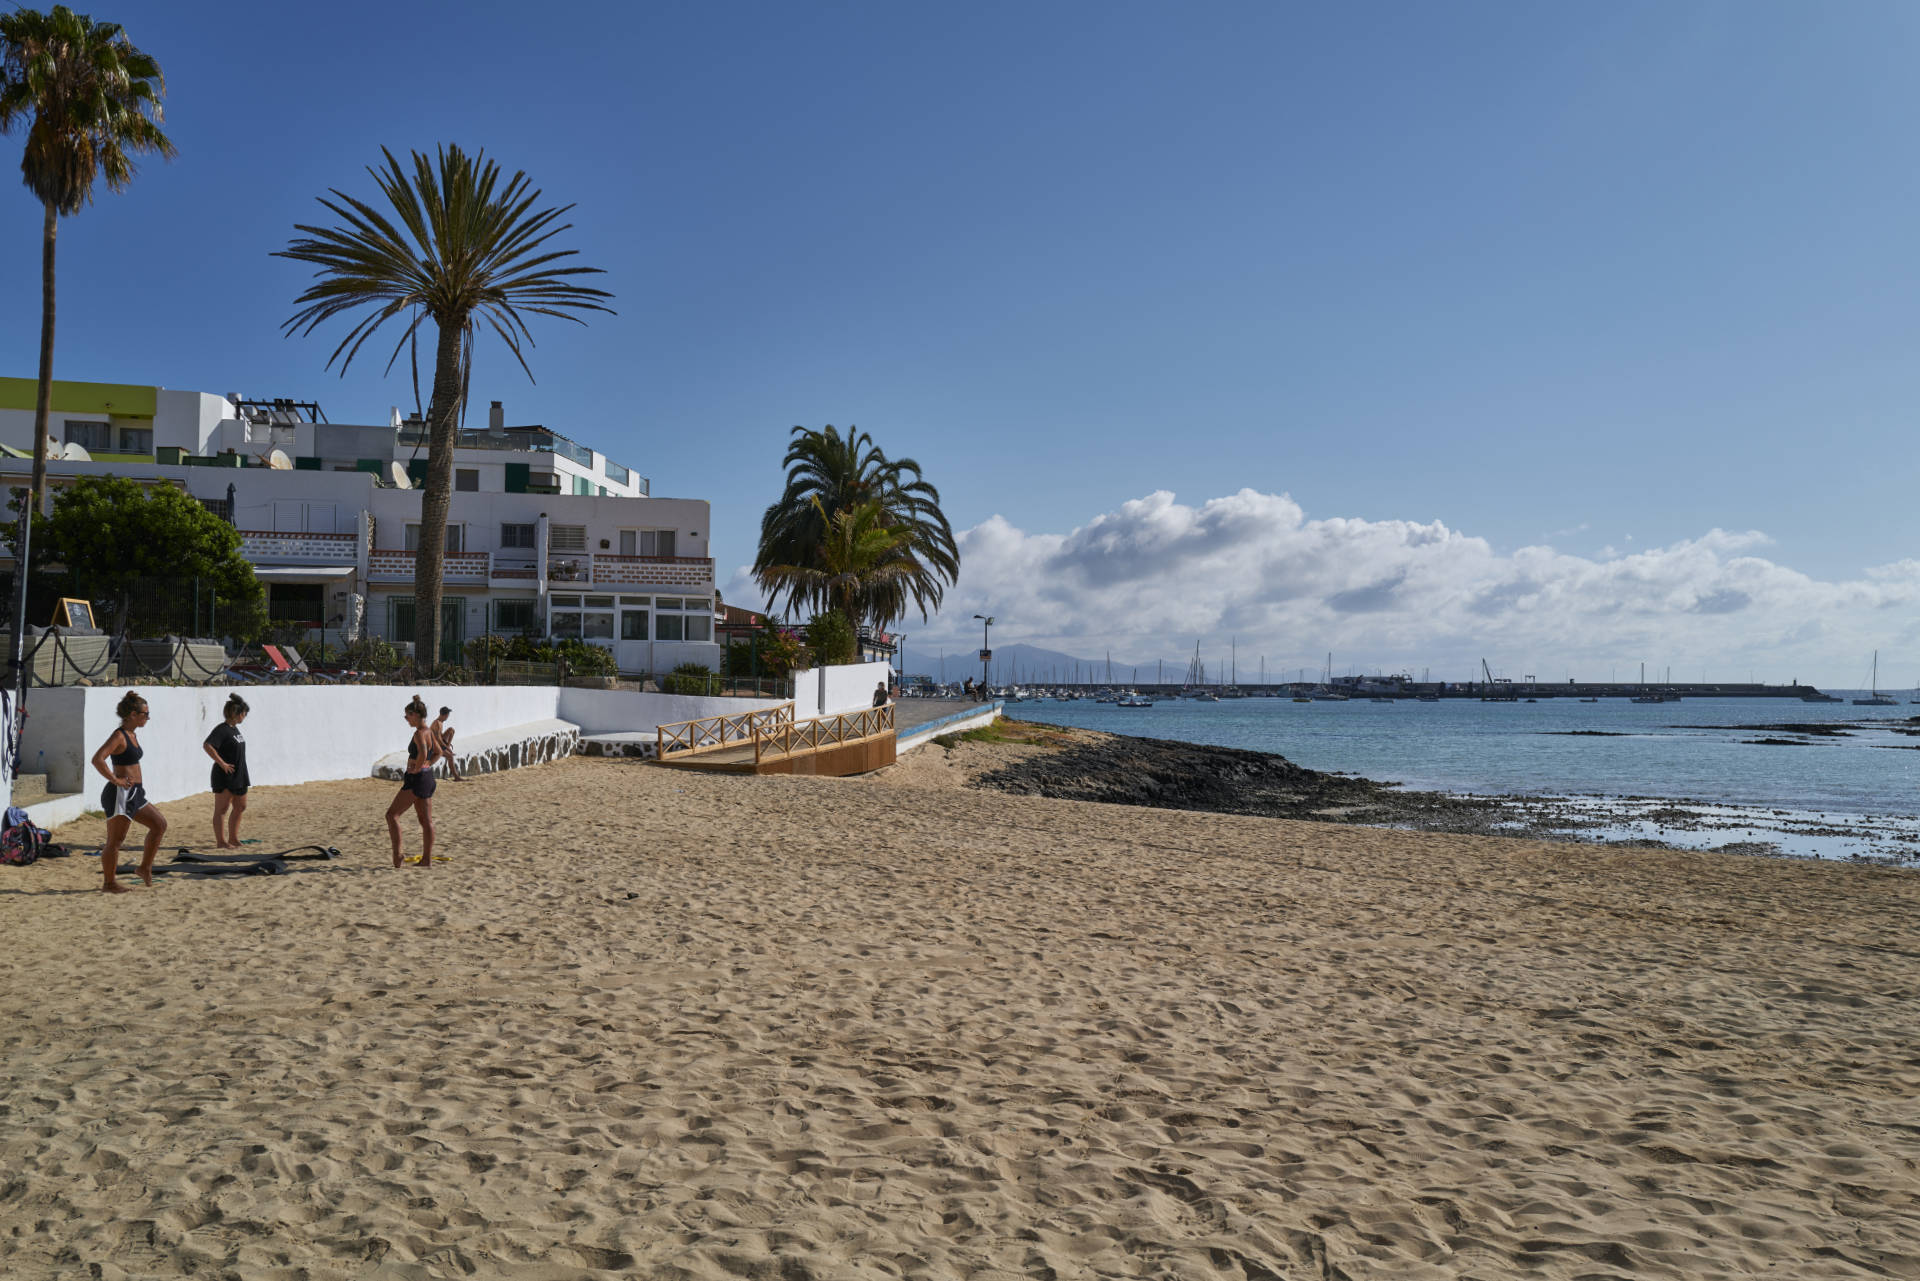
[238,530,361,564]
[361,549,713,587]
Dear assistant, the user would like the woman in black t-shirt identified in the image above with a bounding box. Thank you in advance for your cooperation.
[203,693,251,849]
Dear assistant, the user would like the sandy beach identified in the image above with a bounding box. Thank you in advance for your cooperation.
[3,747,1917,1279]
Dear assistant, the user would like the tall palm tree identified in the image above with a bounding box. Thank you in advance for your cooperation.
[754,425,958,627]
[756,498,921,630]
[277,145,612,668]
[0,4,173,516]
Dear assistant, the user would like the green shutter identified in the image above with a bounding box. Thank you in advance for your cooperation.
[389,597,415,642]
[294,455,322,470]
[505,462,530,493]
[356,458,384,474]
[407,459,428,486]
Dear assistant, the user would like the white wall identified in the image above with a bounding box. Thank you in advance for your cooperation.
[556,687,787,735]
[18,684,799,804]
[790,661,893,718]
[25,686,560,806]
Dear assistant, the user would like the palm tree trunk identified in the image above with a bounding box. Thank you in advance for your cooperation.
[29,203,56,517]
[411,319,463,670]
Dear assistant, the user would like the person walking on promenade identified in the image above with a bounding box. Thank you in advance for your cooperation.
[431,705,464,781]
[91,691,168,893]
[386,696,441,869]
[203,693,252,848]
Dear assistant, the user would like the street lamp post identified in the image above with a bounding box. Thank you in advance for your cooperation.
[974,614,994,696]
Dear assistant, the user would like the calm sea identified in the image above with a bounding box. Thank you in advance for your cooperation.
[1008,692,1920,818]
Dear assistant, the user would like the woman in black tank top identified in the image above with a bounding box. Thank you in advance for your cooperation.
[386,695,442,868]
[89,691,169,893]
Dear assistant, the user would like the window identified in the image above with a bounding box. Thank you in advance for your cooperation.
[619,529,677,558]
[605,461,630,484]
[655,613,684,641]
[493,598,537,634]
[572,475,592,496]
[406,524,463,553]
[64,420,111,453]
[455,468,479,492]
[655,597,682,610]
[500,522,536,549]
[198,498,232,522]
[547,593,613,641]
[621,610,648,640]
[685,613,712,642]
[117,427,152,454]
[389,597,415,641]
[550,524,586,552]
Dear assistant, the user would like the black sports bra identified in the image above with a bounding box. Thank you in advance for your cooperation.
[110,729,143,768]
[407,736,421,761]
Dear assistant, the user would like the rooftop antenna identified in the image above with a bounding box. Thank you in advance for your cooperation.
[390,462,413,490]
[266,448,292,470]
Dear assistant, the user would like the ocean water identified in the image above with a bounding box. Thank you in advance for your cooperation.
[1007,692,1920,819]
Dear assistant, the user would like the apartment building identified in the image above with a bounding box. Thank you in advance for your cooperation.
[0,380,718,675]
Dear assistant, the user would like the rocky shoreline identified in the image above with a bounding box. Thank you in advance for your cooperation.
[951,720,1920,867]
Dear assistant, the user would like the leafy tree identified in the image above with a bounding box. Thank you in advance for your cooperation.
[276,145,612,667]
[35,475,264,638]
[754,425,958,627]
[0,5,175,517]
[760,497,922,635]
[803,609,856,666]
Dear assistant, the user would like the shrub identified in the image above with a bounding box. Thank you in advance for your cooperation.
[340,635,403,675]
[466,634,510,673]
[804,611,856,666]
[663,661,717,695]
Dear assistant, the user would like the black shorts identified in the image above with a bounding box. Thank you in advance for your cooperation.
[101,781,149,821]
[212,768,250,796]
[401,770,437,800]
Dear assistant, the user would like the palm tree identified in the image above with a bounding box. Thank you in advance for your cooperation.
[756,498,920,630]
[0,6,172,712]
[277,145,612,669]
[0,4,174,516]
[754,425,958,627]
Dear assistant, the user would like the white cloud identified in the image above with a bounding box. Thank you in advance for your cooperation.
[891,489,1916,685]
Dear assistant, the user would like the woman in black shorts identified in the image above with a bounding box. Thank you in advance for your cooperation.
[90,691,168,893]
[203,693,251,848]
[386,695,441,869]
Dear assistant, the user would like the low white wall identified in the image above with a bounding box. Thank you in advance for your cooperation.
[556,687,787,735]
[19,684,801,814]
[790,662,892,718]
[18,688,88,794]
[31,686,561,807]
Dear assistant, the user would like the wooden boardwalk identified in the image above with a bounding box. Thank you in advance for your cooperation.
[656,704,896,776]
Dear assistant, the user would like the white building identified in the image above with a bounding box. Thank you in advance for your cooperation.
[0,378,719,675]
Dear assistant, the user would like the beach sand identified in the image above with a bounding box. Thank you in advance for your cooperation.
[2,751,1917,1278]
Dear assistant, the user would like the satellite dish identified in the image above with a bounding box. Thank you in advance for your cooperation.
[390,462,413,490]
[267,448,292,470]
[61,441,91,462]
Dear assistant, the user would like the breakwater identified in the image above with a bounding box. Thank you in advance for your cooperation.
[1004,681,1830,700]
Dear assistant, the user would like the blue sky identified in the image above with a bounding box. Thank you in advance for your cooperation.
[2,1,1917,685]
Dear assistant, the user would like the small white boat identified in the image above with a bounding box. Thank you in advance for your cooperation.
[1118,692,1154,707]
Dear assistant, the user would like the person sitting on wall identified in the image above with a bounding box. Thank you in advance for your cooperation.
[873,679,890,709]
[432,706,464,782]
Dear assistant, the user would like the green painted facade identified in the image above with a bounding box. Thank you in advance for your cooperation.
[0,377,156,418]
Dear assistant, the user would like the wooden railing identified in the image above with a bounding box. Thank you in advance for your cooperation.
[655,702,794,760]
[754,704,894,766]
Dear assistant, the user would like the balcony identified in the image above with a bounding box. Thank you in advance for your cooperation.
[368,549,491,583]
[548,553,714,589]
[239,530,361,564]
[360,550,713,589]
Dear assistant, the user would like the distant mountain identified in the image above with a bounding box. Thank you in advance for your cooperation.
[901,642,1179,684]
